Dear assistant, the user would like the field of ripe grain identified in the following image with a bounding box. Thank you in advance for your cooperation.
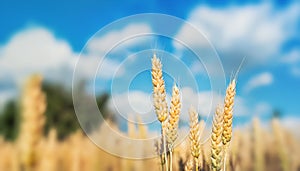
[0,57,300,171]
[1,108,299,171]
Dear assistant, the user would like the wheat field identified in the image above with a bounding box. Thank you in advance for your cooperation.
[0,57,300,171]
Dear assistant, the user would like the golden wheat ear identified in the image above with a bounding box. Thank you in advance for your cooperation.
[151,54,169,171]
[151,54,168,123]
[222,79,236,147]
[184,157,194,171]
[166,84,181,171]
[211,104,224,171]
[221,79,236,171]
[253,117,265,171]
[19,74,46,171]
[167,84,181,149]
[189,106,202,170]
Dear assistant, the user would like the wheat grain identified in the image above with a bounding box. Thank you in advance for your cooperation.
[189,106,202,170]
[127,115,137,138]
[253,118,265,171]
[166,84,181,171]
[211,104,224,171]
[185,157,194,171]
[167,84,181,149]
[39,129,58,171]
[137,116,148,139]
[272,118,290,171]
[151,54,169,171]
[151,54,168,123]
[19,74,46,171]
[222,79,236,147]
[221,79,236,171]
[189,106,201,159]
[230,129,242,170]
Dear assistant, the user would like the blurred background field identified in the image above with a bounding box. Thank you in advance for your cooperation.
[1,0,300,171]
[0,75,300,171]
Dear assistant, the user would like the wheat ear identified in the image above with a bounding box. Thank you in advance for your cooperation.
[222,79,236,171]
[19,75,46,171]
[152,54,168,123]
[222,79,236,146]
[185,157,194,171]
[272,118,290,171]
[189,106,201,170]
[151,54,169,171]
[253,117,265,171]
[211,104,224,171]
[167,84,181,147]
[167,84,181,171]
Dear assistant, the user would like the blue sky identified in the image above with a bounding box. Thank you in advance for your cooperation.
[0,0,296,50]
[0,0,300,130]
[0,0,199,50]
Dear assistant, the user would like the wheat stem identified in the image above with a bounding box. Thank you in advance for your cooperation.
[151,54,169,171]
[169,150,173,171]
[162,122,169,171]
[222,79,236,171]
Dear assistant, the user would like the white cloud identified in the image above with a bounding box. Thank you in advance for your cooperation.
[280,116,300,136]
[190,61,205,74]
[180,87,249,119]
[253,102,272,116]
[189,59,226,76]
[291,67,300,77]
[111,91,153,115]
[108,87,249,125]
[0,23,154,107]
[75,23,153,80]
[108,91,158,123]
[281,49,300,77]
[0,23,153,86]
[282,49,300,64]
[87,24,152,55]
[174,2,300,72]
[180,87,222,121]
[0,27,81,109]
[244,72,273,93]
[76,54,124,79]
[0,27,76,85]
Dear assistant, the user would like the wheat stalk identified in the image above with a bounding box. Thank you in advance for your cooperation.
[19,75,46,171]
[39,129,58,171]
[167,84,181,148]
[211,104,224,171]
[253,117,265,171]
[137,116,148,139]
[222,79,236,171]
[272,118,290,171]
[166,84,181,171]
[127,115,137,139]
[155,137,166,171]
[222,79,236,146]
[152,54,168,123]
[185,157,194,171]
[230,130,241,170]
[189,106,201,170]
[151,54,169,171]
